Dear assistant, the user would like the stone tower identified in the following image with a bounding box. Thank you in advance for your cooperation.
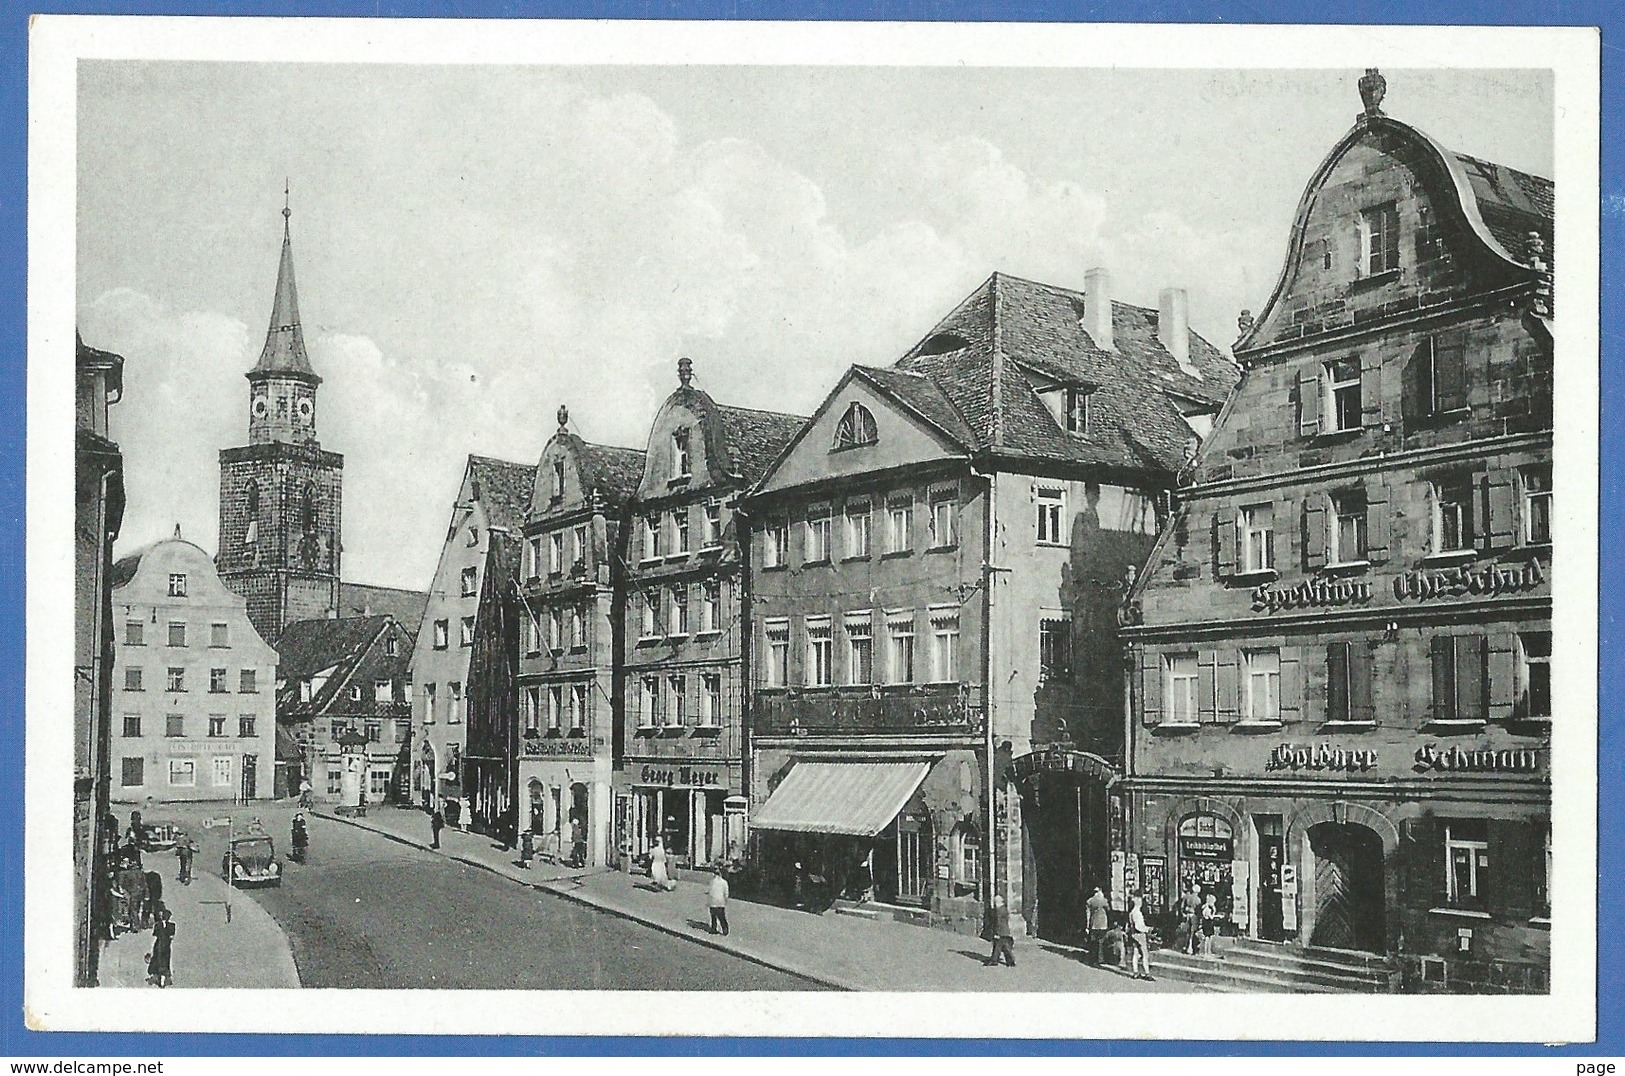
[217,197,343,642]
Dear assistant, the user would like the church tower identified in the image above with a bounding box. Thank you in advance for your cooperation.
[218,196,343,642]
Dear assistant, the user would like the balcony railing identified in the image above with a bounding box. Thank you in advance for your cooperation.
[753,686,983,737]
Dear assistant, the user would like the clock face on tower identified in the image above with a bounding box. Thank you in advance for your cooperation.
[253,397,269,418]
[297,398,313,420]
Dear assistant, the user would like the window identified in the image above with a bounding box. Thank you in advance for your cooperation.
[1039,619,1072,681]
[541,457,561,503]
[548,686,563,731]
[350,684,364,702]
[1444,820,1489,909]
[1325,358,1362,432]
[699,582,720,634]
[806,619,834,687]
[239,716,256,738]
[667,675,687,727]
[571,684,588,730]
[928,493,957,549]
[833,402,878,448]
[327,767,342,795]
[1165,653,1199,725]
[764,522,789,568]
[168,759,195,787]
[385,635,398,658]
[526,536,543,579]
[1066,388,1090,435]
[374,679,391,704]
[846,614,874,685]
[640,591,659,639]
[1430,635,1488,724]
[1522,467,1552,545]
[1516,631,1552,720]
[1330,491,1368,564]
[125,620,144,646]
[1425,335,1468,414]
[672,428,692,477]
[122,714,141,737]
[548,608,563,652]
[460,566,478,597]
[423,682,437,724]
[887,612,916,684]
[1325,641,1373,725]
[403,679,413,703]
[700,674,722,727]
[673,509,690,555]
[121,758,144,787]
[1431,479,1474,553]
[209,668,227,693]
[166,667,185,692]
[1240,504,1275,572]
[805,509,832,563]
[448,681,463,724]
[550,532,565,575]
[764,621,790,688]
[640,676,660,729]
[573,524,590,569]
[460,615,475,647]
[168,621,187,647]
[521,614,538,656]
[1036,487,1066,545]
[643,514,662,561]
[210,622,230,648]
[845,501,872,559]
[668,587,689,636]
[124,667,143,692]
[167,573,188,598]
[955,824,982,889]
[329,719,349,741]
[208,715,227,738]
[1361,202,1399,276]
[212,756,233,787]
[571,604,586,650]
[887,499,912,554]
[929,609,959,682]
[1242,648,1281,725]
[701,503,722,548]
[517,685,538,731]
[433,619,449,649]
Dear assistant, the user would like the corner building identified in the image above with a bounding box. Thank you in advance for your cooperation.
[1121,73,1553,992]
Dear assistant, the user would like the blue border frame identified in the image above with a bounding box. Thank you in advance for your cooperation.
[6,0,1618,1056]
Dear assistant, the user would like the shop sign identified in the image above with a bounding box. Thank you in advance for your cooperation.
[1252,577,1373,614]
[1412,743,1541,773]
[1393,558,1545,602]
[1281,864,1298,932]
[639,765,721,788]
[1178,835,1233,862]
[1266,743,1378,772]
[522,738,595,759]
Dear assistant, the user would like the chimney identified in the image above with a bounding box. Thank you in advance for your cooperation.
[1159,287,1199,377]
[1082,268,1114,352]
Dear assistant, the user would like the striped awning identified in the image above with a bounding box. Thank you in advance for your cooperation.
[751,760,932,837]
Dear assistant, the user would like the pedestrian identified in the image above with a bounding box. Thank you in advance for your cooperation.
[144,869,163,928]
[1085,885,1111,964]
[570,817,586,868]
[648,839,676,892]
[431,807,445,850]
[708,868,731,935]
[146,905,175,987]
[983,894,1016,967]
[1182,881,1203,954]
[1127,892,1154,981]
[176,836,194,885]
[299,776,313,809]
[117,862,148,931]
[1200,892,1220,958]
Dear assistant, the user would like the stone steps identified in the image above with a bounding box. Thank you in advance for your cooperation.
[1149,939,1391,993]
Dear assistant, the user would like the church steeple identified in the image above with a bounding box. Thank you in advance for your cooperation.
[249,189,320,386]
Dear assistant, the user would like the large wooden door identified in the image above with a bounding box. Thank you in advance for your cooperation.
[1308,823,1385,952]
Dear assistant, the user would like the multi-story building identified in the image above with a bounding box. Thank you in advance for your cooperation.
[511,408,644,863]
[109,533,278,804]
[411,454,535,821]
[745,270,1235,937]
[465,532,522,842]
[1121,71,1553,992]
[620,360,805,871]
[275,614,416,805]
[74,333,125,986]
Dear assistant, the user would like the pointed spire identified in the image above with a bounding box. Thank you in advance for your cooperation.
[249,191,320,385]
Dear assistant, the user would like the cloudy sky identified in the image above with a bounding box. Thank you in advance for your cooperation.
[77,62,1552,591]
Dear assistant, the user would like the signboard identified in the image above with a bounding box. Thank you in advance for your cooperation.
[522,738,596,759]
[1139,855,1167,913]
[1178,835,1233,862]
[1281,864,1299,932]
[1267,744,1378,772]
[1413,744,1541,773]
[1124,852,1140,901]
[639,765,721,788]
[1394,558,1545,602]
[1230,858,1251,927]
[1110,851,1127,912]
[1252,577,1372,613]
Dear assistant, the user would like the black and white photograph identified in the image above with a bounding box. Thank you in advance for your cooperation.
[34,18,1598,1039]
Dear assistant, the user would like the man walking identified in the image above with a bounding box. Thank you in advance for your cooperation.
[1128,891,1155,981]
[176,836,194,886]
[431,806,445,850]
[707,868,730,935]
[983,894,1016,967]
[1085,885,1111,964]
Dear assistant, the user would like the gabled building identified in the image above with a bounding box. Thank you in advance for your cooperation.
[744,270,1235,938]
[465,531,524,842]
[274,614,416,804]
[1120,72,1552,992]
[511,408,644,862]
[620,360,806,871]
[410,454,536,822]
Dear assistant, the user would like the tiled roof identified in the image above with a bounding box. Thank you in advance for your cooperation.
[1453,153,1554,269]
[339,583,428,627]
[578,442,648,507]
[273,615,389,680]
[714,404,808,484]
[466,455,536,532]
[891,272,1239,474]
[110,551,143,590]
[852,366,980,448]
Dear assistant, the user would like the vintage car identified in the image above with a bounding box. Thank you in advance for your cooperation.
[222,831,282,888]
[139,821,183,853]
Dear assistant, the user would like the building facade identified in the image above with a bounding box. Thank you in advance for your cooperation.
[74,333,126,986]
[746,271,1234,938]
[512,410,643,863]
[109,535,279,805]
[411,454,535,822]
[619,360,805,871]
[465,533,523,842]
[1121,72,1553,992]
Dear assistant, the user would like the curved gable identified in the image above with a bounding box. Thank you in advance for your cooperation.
[637,389,728,498]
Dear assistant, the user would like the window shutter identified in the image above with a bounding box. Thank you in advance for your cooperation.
[1491,822,1536,918]
[1214,512,1238,578]
[1407,816,1448,907]
[1430,635,1455,723]
[1279,646,1302,723]
[1215,650,1240,724]
[1433,333,1468,412]
[1350,641,1376,725]
[1198,651,1218,724]
[1487,632,1517,723]
[1139,650,1161,727]
[1303,494,1328,570]
[1297,366,1322,438]
[1481,471,1516,550]
[1456,635,1488,721]
[1382,211,1400,274]
[1365,480,1390,562]
[1360,351,1383,428]
[1402,341,1431,425]
[1325,641,1350,723]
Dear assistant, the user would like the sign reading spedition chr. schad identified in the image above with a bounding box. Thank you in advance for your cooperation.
[1250,558,1546,614]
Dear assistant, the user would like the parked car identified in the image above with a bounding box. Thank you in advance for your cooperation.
[140,821,182,853]
[222,831,282,888]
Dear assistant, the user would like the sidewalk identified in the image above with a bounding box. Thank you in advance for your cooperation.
[99,853,301,989]
[321,806,1190,993]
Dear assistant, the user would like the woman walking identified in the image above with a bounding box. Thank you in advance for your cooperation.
[146,906,175,987]
[648,839,676,892]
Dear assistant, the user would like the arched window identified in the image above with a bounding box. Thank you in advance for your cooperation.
[245,480,260,516]
[1177,813,1236,914]
[951,819,981,896]
[832,402,878,450]
[528,779,546,835]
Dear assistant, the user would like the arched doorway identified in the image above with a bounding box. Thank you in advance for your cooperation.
[1012,749,1117,944]
[1306,822,1385,952]
[1177,813,1236,917]
[527,779,545,835]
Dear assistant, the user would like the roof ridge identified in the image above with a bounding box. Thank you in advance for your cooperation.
[713,401,810,422]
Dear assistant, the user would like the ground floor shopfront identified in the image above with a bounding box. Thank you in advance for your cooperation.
[112,739,272,804]
[519,740,613,867]
[615,759,745,869]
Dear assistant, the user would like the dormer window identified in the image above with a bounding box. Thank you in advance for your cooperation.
[1065,388,1090,436]
[672,428,692,479]
[552,459,565,500]
[1360,203,1400,277]
[1036,383,1094,437]
[832,402,878,450]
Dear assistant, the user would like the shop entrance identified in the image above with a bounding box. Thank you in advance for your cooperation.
[1307,822,1385,952]
[1177,814,1235,915]
[874,810,932,905]
[1255,814,1285,942]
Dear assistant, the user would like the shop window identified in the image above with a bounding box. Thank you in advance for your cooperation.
[846,613,873,686]
[929,608,960,682]
[1431,479,1474,553]
[1039,619,1072,681]
[168,759,195,787]
[806,618,833,687]
[1240,504,1275,572]
[168,621,188,648]
[1330,491,1368,564]
[1164,652,1199,725]
[1036,487,1066,546]
[1515,631,1552,720]
[122,714,141,738]
[886,499,912,554]
[1521,467,1552,545]
[1323,358,1363,432]
[928,492,958,550]
[764,521,789,568]
[1444,819,1489,909]
[1430,635,1488,724]
[121,757,144,787]
[167,573,188,598]
[700,674,722,727]
[764,621,790,688]
[124,667,143,692]
[1177,814,1235,915]
[832,402,878,449]
[125,620,144,646]
[166,667,185,692]
[210,622,230,648]
[887,612,916,684]
[1360,202,1399,276]
[1242,648,1281,724]
[805,508,832,564]
[845,501,872,559]
[1325,641,1374,725]
[433,619,449,650]
[208,716,226,738]
[460,566,478,597]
